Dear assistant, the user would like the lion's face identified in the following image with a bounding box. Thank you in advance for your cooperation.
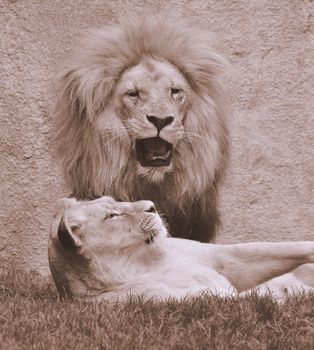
[110,57,191,180]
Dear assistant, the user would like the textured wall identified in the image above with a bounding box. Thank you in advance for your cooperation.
[1,0,313,275]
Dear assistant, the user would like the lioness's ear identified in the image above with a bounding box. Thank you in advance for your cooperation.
[57,216,82,251]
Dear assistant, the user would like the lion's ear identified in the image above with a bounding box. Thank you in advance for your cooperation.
[57,216,82,251]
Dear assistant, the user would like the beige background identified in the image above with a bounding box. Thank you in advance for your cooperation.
[1,0,313,275]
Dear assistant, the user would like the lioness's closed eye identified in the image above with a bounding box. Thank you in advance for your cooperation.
[48,196,314,302]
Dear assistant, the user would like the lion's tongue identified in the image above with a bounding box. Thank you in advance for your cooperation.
[143,138,169,159]
[145,138,168,156]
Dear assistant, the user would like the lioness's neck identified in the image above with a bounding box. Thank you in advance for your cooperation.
[114,237,204,281]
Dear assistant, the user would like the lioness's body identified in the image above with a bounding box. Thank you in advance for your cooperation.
[48,197,314,301]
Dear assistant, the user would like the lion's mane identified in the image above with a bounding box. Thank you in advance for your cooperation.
[54,17,230,242]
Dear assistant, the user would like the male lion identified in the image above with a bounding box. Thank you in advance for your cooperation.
[48,196,314,301]
[54,17,230,242]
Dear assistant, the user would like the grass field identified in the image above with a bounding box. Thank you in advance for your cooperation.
[1,268,314,350]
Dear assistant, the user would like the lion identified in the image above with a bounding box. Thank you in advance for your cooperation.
[48,196,314,301]
[54,17,230,242]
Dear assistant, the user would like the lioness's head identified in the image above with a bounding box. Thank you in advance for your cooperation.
[48,196,167,298]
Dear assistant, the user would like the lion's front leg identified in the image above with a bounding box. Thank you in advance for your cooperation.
[167,214,219,243]
[188,195,220,242]
[189,208,220,243]
[167,200,220,243]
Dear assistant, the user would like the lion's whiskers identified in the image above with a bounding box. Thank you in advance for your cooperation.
[95,125,132,147]
[96,125,128,135]
[98,133,128,148]
[184,130,210,142]
[124,121,143,138]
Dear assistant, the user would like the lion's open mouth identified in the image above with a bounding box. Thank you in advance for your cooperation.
[136,137,173,167]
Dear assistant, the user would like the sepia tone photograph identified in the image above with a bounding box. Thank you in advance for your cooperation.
[1,0,314,349]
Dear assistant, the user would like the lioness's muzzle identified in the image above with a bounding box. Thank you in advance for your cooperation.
[136,137,173,167]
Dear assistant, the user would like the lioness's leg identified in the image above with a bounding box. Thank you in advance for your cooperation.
[210,242,314,292]
[250,263,314,297]
[241,270,314,298]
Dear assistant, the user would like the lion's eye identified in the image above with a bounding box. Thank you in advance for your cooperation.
[127,90,139,97]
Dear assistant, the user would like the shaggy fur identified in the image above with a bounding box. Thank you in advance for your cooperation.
[54,17,230,242]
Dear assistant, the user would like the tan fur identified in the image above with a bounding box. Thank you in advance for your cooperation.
[54,17,230,241]
[48,197,314,301]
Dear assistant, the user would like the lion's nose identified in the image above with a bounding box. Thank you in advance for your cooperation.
[146,115,174,132]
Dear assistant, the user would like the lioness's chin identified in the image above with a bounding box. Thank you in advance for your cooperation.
[144,229,167,245]
[145,233,158,244]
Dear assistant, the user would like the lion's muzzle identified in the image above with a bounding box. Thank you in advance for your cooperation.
[136,137,173,167]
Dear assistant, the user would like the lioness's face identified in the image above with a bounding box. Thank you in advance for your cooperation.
[113,57,191,179]
[51,196,168,255]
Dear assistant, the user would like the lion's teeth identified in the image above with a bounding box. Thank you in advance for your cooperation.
[149,151,171,161]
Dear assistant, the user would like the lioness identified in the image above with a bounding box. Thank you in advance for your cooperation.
[48,196,314,301]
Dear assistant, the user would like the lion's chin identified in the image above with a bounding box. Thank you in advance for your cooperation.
[136,164,172,183]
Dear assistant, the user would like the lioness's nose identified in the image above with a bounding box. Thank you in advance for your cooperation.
[145,204,157,213]
[147,115,174,132]
[134,200,157,213]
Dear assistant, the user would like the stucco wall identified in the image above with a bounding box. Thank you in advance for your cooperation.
[1,0,313,275]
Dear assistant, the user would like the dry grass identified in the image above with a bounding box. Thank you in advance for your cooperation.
[1,268,314,350]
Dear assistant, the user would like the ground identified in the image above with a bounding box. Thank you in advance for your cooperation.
[1,269,313,350]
